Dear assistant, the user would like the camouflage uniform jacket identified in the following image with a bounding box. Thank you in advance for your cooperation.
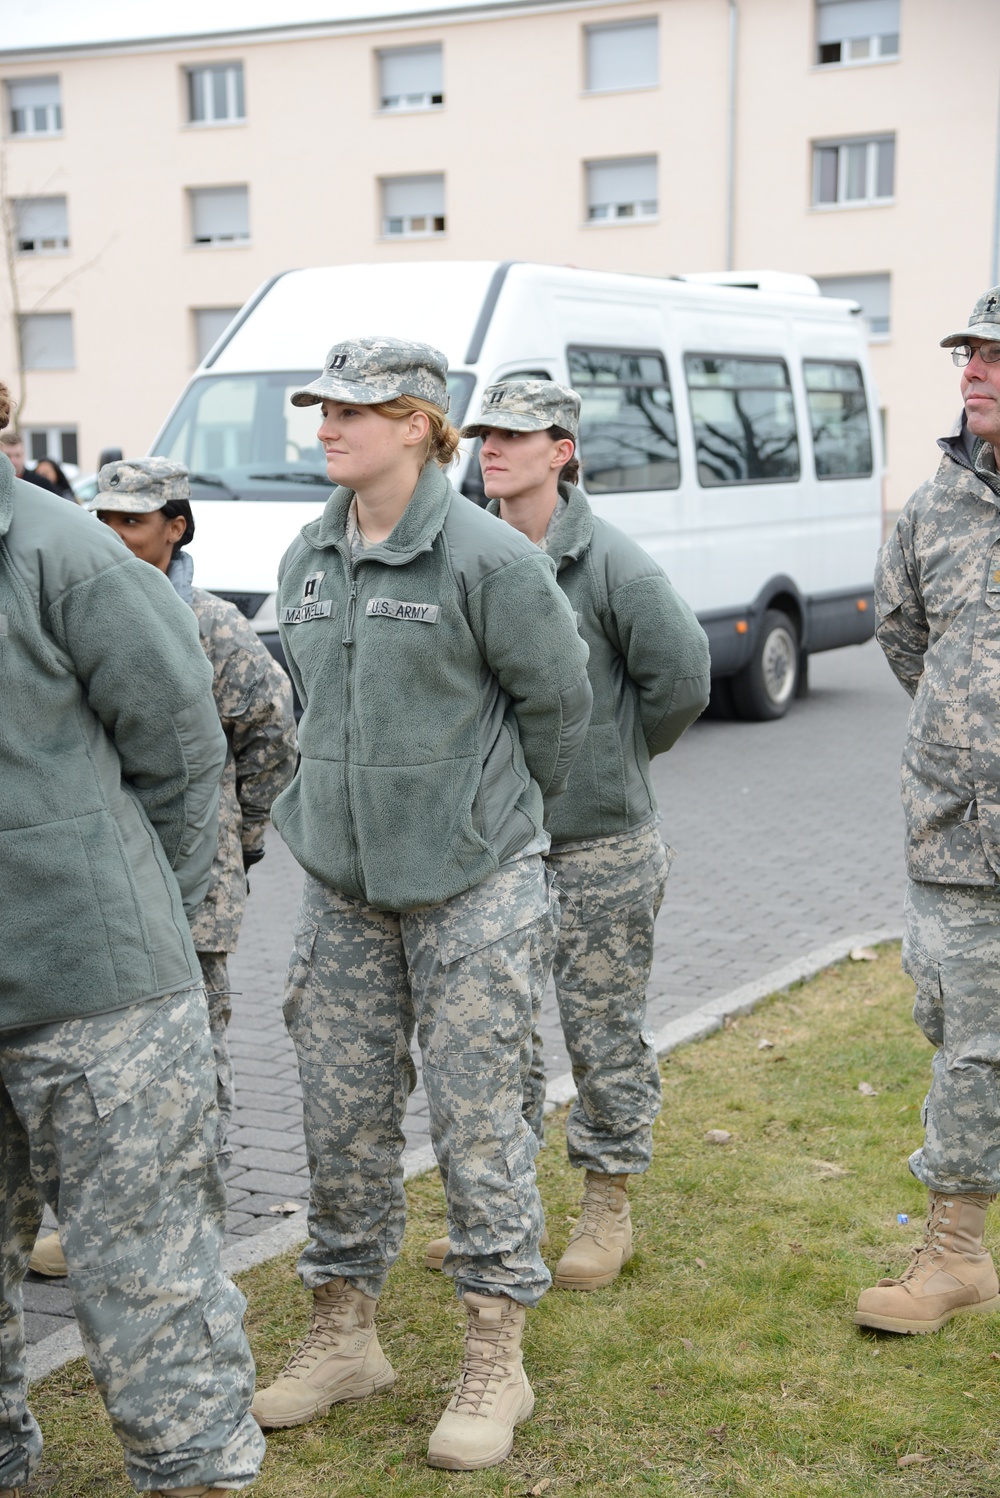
[488,485,710,844]
[0,458,225,1030]
[187,588,297,952]
[875,432,1000,885]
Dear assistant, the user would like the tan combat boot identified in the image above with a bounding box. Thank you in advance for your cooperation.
[553,1172,632,1291]
[28,1230,67,1277]
[250,1277,395,1428]
[854,1191,1000,1334]
[426,1292,534,1469]
[424,1227,550,1272]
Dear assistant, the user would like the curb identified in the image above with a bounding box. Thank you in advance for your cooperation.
[26,925,900,1383]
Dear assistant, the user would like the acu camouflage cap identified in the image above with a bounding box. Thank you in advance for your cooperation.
[941,286,1000,347]
[92,457,191,513]
[291,336,450,412]
[461,380,581,440]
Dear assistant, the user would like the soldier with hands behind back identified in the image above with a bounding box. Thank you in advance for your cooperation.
[423,381,709,1291]
[859,288,1000,1335]
[0,385,264,1497]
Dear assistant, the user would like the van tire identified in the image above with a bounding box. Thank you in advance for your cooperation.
[731,610,799,721]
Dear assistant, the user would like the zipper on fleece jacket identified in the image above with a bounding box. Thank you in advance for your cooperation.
[335,543,363,896]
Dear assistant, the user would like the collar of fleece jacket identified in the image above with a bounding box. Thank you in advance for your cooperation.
[0,452,13,536]
[304,458,450,560]
[487,481,594,573]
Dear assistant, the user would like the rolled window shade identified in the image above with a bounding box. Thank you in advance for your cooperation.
[816,273,890,324]
[14,197,68,241]
[587,156,657,207]
[8,76,60,110]
[20,313,74,369]
[382,174,445,217]
[816,0,899,42]
[585,21,658,91]
[379,46,443,99]
[190,186,249,240]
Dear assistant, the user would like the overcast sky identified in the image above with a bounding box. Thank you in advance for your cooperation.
[4,0,501,49]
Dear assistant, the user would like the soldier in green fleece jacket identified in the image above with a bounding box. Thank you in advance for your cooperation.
[0,387,264,1497]
[437,379,709,1293]
[252,338,592,1473]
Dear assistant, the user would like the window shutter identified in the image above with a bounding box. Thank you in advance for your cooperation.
[194,308,239,362]
[816,0,899,43]
[587,157,657,210]
[379,46,443,100]
[382,175,445,217]
[14,197,68,243]
[585,21,658,91]
[816,273,891,331]
[190,186,249,241]
[8,76,61,111]
[20,313,74,370]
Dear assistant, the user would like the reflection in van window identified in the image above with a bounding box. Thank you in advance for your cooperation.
[803,361,873,479]
[567,347,679,494]
[685,355,799,487]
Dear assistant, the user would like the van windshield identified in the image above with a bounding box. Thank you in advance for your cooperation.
[154,370,474,499]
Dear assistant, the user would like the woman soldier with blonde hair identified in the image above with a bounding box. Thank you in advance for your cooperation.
[251,338,592,1471]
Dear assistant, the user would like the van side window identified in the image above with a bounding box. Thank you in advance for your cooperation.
[567,346,679,494]
[803,360,873,479]
[684,354,799,487]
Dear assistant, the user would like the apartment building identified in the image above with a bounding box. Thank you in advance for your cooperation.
[0,0,997,515]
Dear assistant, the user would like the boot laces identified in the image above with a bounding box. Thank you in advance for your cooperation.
[452,1315,514,1414]
[897,1198,953,1285]
[572,1176,621,1242]
[283,1284,362,1373]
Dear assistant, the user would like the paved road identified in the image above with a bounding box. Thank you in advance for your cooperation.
[24,638,912,1343]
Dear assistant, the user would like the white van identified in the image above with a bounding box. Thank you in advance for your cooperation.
[151,260,882,720]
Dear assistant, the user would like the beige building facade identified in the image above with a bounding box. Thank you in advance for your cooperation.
[0,0,997,514]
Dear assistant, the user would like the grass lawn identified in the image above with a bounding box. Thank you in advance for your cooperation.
[23,944,1000,1496]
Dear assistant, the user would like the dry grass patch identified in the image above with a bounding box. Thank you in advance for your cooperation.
[23,945,1000,1495]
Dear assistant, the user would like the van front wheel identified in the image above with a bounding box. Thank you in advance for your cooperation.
[731,610,799,721]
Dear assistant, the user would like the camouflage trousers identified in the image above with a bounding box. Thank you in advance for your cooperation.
[0,986,265,1493]
[283,857,552,1307]
[903,878,1000,1192]
[523,822,671,1175]
[198,951,235,1163]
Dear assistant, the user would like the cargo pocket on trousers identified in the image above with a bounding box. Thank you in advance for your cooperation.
[901,936,944,1048]
[282,921,319,1028]
[86,1029,214,1230]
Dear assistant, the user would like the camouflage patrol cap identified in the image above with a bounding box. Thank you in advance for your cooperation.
[290,336,450,412]
[92,457,191,513]
[461,380,581,440]
[941,286,1000,347]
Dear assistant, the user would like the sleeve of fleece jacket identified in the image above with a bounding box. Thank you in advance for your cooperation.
[46,554,227,912]
[467,551,593,797]
[609,570,711,756]
[873,503,928,699]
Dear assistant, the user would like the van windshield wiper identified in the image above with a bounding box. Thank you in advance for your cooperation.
[189,471,241,500]
[247,470,331,486]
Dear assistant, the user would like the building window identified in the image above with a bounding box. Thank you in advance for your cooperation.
[815,272,891,337]
[816,0,899,65]
[26,426,78,465]
[7,76,62,136]
[187,63,245,124]
[584,19,658,92]
[586,156,658,223]
[19,313,74,370]
[567,347,679,494]
[189,186,250,245]
[12,196,69,253]
[380,174,445,237]
[803,361,873,479]
[813,136,894,206]
[377,45,443,110]
[685,354,800,487]
[193,307,240,363]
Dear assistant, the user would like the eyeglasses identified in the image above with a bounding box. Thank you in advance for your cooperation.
[951,343,1000,366]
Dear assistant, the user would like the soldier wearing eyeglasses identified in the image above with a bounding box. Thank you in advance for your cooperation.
[859,288,1000,1337]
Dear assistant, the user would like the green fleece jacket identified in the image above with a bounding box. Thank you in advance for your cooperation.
[0,458,227,1031]
[489,485,710,844]
[273,461,593,911]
